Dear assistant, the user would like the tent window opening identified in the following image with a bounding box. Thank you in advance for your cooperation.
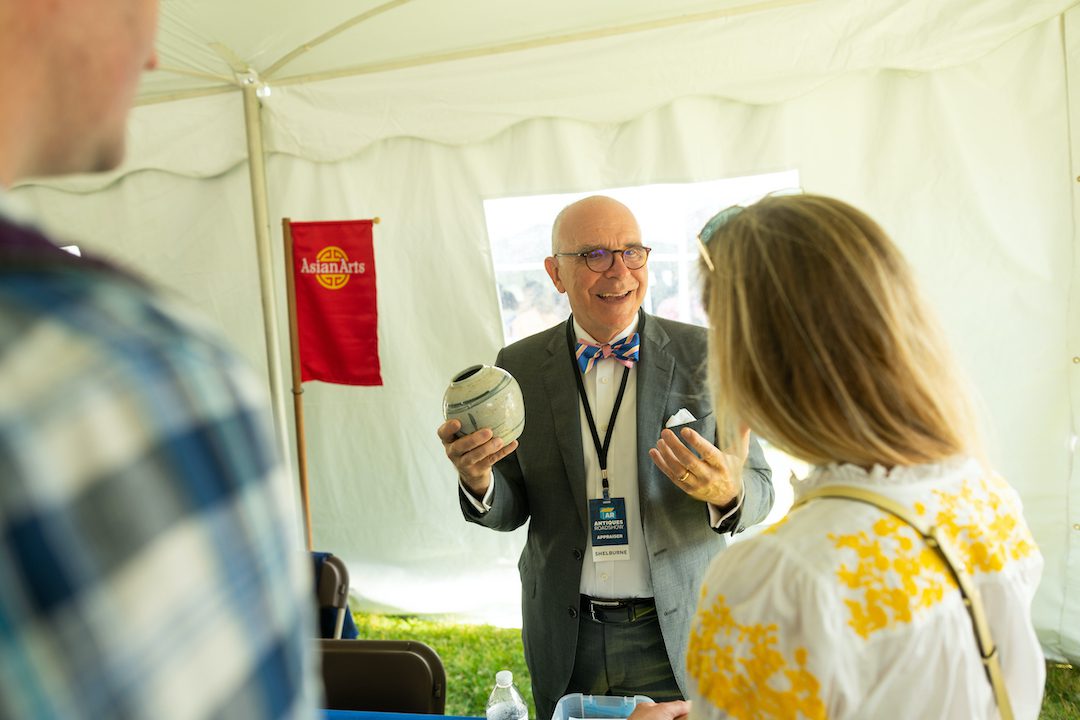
[482,170,803,529]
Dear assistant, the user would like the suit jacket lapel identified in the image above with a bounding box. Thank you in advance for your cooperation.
[541,322,589,532]
[637,314,674,490]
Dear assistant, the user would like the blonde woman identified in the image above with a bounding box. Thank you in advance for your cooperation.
[636,195,1044,719]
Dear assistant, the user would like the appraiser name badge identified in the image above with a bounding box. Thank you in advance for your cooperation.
[589,497,629,562]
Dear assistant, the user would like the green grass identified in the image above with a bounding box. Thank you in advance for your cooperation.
[353,613,534,717]
[353,612,1079,719]
[1042,664,1080,720]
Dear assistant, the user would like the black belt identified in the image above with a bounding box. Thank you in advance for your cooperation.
[580,595,656,624]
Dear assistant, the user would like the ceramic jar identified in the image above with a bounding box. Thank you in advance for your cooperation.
[443,364,525,443]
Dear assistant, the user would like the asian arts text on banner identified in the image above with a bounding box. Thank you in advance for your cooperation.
[289,219,382,386]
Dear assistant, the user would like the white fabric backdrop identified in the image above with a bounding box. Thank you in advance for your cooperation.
[11,8,1079,660]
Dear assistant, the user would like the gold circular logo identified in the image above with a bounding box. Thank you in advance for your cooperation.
[316,246,350,290]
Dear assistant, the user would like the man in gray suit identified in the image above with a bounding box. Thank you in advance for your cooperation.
[437,196,773,720]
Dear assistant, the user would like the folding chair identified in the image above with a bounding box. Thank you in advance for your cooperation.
[320,638,447,714]
[312,552,358,639]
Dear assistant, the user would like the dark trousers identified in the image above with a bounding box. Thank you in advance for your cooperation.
[533,609,682,720]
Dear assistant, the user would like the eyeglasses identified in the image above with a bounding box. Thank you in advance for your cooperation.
[553,246,652,272]
[695,188,804,272]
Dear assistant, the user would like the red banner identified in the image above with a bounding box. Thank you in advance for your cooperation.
[289,219,382,386]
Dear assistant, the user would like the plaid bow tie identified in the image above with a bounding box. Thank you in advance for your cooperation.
[575,333,640,373]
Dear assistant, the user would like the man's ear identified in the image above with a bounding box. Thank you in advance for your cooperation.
[544,256,566,293]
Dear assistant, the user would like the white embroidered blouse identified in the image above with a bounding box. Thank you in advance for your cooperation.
[686,456,1044,720]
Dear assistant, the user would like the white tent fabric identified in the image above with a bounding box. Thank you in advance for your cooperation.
[10,0,1080,662]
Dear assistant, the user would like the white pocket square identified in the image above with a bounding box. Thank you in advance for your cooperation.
[665,408,697,428]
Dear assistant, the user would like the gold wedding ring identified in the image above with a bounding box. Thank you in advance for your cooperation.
[678,469,693,484]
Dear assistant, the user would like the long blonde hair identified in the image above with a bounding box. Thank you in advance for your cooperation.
[702,194,979,467]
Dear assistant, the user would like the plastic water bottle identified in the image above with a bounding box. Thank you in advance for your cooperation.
[486,670,529,720]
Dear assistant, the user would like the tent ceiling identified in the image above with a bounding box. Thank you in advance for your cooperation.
[144,0,1071,104]
[24,0,1077,194]
[147,0,814,101]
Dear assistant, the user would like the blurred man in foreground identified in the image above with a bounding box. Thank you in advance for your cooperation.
[0,1,319,717]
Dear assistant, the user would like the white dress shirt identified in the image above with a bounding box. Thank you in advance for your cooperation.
[572,317,652,599]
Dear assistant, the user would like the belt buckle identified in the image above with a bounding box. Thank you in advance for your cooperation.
[588,598,625,623]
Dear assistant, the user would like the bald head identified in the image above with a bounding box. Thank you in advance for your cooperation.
[543,194,647,342]
[551,196,639,255]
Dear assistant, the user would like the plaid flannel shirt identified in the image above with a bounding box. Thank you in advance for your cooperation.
[0,217,319,719]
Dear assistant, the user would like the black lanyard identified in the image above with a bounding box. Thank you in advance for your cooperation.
[565,310,645,500]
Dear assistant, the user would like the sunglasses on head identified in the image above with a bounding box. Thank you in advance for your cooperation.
[695,188,804,272]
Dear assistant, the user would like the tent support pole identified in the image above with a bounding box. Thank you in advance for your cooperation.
[241,83,296,532]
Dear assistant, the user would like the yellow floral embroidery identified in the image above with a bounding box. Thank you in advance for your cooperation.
[830,475,1036,639]
[930,476,1037,574]
[829,518,951,638]
[688,590,826,719]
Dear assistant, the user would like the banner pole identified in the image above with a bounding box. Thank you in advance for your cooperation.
[283,218,314,550]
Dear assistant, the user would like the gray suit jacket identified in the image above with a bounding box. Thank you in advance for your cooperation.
[459,313,773,701]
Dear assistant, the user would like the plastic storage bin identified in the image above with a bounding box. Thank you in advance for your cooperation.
[550,693,653,720]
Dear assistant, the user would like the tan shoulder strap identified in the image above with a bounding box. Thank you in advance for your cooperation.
[794,485,1013,720]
